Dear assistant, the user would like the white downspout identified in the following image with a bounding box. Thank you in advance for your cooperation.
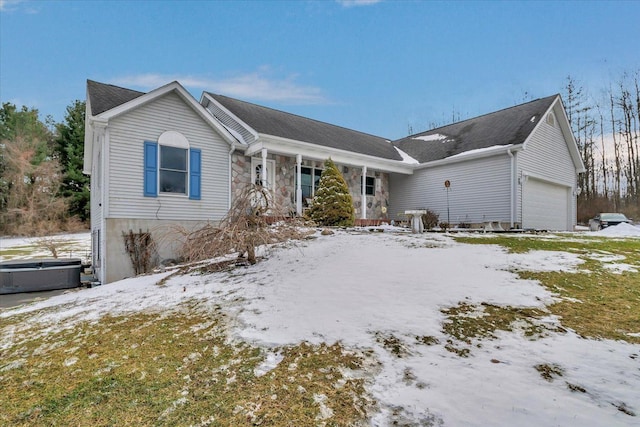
[361,165,367,220]
[508,149,515,229]
[296,154,302,215]
[228,143,235,209]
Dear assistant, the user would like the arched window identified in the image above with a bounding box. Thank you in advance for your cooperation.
[546,112,556,127]
[251,157,275,189]
[143,131,201,199]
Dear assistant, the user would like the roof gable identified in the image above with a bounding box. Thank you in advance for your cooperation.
[84,80,238,175]
[206,93,403,161]
[88,80,236,144]
[393,95,559,164]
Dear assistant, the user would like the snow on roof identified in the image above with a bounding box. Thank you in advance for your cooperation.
[393,146,420,164]
[412,133,449,142]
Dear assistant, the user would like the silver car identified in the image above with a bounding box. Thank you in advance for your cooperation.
[589,213,631,231]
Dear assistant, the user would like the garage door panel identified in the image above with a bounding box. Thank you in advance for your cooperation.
[524,179,568,230]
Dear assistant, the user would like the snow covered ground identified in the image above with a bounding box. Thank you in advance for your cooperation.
[0,231,92,262]
[1,225,639,426]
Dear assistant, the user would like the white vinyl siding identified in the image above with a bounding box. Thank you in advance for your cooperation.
[106,92,229,221]
[390,154,512,224]
[517,105,577,230]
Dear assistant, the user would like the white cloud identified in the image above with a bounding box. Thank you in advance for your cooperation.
[112,70,329,105]
[0,0,23,12]
[336,0,382,7]
[0,0,36,13]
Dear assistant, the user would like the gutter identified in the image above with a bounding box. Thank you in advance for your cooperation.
[414,144,523,170]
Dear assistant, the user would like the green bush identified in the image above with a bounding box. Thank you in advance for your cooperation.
[307,158,355,226]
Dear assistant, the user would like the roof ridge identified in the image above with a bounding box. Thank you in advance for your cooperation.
[406,94,559,138]
[207,92,390,142]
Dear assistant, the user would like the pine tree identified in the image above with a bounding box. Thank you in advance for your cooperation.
[54,100,89,222]
[307,158,355,226]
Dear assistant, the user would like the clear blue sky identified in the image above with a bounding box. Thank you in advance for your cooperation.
[1,0,638,140]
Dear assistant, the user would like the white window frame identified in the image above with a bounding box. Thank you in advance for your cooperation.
[158,131,190,196]
[159,145,188,195]
[362,176,375,196]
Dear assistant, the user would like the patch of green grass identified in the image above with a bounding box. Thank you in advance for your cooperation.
[441,302,551,356]
[521,268,640,343]
[0,306,372,426]
[452,235,640,343]
[454,234,639,254]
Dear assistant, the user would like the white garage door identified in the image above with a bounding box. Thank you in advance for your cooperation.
[523,178,569,231]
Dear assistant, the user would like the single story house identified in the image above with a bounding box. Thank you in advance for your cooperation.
[84,80,584,283]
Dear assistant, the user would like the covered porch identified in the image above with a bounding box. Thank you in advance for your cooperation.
[231,144,410,222]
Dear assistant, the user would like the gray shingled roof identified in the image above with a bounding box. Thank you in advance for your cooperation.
[207,93,403,161]
[87,80,145,116]
[392,95,559,164]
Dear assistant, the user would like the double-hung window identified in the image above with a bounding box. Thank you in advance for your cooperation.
[160,145,187,194]
[362,176,375,196]
[143,131,201,200]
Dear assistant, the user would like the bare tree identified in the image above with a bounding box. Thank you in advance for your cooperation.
[172,184,310,266]
[565,76,597,200]
[1,135,68,235]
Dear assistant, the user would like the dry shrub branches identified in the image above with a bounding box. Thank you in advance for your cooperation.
[122,229,158,275]
[33,236,66,258]
[175,185,311,265]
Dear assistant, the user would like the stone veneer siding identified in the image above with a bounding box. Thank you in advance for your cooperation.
[342,166,390,220]
[231,153,390,219]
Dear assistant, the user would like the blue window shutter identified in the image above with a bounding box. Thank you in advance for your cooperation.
[144,142,158,197]
[189,148,201,200]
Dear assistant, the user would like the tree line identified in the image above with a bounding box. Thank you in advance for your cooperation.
[564,70,640,223]
[0,100,88,235]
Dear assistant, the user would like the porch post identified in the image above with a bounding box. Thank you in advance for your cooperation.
[261,148,268,187]
[361,165,367,220]
[296,154,302,215]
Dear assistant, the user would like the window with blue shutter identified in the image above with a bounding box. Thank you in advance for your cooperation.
[144,141,158,197]
[189,148,201,200]
[144,134,201,199]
